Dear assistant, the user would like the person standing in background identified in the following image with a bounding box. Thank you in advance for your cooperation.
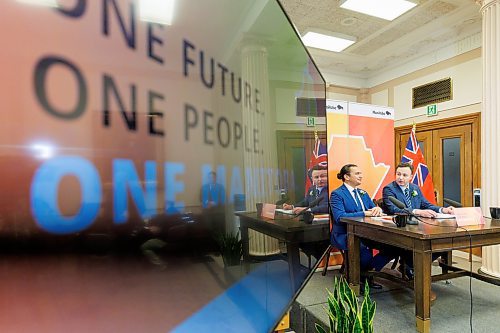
[201,171,226,209]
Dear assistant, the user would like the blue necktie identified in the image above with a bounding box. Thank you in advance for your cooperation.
[404,187,412,209]
[353,189,363,211]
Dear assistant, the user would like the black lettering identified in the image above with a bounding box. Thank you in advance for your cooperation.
[57,0,86,17]
[203,111,214,145]
[218,63,228,96]
[253,128,259,153]
[183,39,195,77]
[184,103,198,141]
[234,122,242,150]
[102,74,137,131]
[245,82,251,109]
[34,56,87,120]
[255,88,260,114]
[231,72,241,103]
[102,0,136,49]
[148,91,164,136]
[147,23,164,64]
[217,117,230,148]
[200,51,214,88]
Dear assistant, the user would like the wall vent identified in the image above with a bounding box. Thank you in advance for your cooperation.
[412,78,452,108]
[296,98,326,117]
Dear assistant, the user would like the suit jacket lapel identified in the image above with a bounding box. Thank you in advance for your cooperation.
[341,184,358,211]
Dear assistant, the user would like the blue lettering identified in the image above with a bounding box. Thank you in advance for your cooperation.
[165,162,185,213]
[30,156,102,234]
[113,159,157,223]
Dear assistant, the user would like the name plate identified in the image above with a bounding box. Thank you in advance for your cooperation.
[454,207,484,226]
[261,203,277,219]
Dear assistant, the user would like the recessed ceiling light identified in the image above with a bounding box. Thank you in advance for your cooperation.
[139,0,175,25]
[302,31,356,52]
[340,0,417,21]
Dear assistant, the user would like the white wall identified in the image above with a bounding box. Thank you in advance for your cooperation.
[326,91,357,102]
[371,89,389,107]
[393,57,481,122]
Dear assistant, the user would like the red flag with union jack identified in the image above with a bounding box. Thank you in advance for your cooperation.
[402,127,437,204]
[304,135,327,194]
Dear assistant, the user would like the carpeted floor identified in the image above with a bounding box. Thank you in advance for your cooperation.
[291,255,500,333]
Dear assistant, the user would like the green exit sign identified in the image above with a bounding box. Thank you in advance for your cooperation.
[427,104,438,116]
[306,116,315,127]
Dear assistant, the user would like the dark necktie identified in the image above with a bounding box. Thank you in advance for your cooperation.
[353,189,363,211]
[404,187,412,209]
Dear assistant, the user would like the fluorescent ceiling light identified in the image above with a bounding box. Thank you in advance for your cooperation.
[16,0,58,7]
[340,0,417,21]
[139,0,175,25]
[302,32,356,52]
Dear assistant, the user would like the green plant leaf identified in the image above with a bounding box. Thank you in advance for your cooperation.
[315,323,328,333]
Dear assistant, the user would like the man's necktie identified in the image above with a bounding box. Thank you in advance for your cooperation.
[404,187,412,209]
[353,189,363,211]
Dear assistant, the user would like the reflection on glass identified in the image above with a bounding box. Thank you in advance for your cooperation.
[0,1,326,332]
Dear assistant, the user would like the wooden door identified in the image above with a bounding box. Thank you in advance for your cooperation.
[395,113,481,257]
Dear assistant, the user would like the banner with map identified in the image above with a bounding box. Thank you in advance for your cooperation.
[326,100,394,200]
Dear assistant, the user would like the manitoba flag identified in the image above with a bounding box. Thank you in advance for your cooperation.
[304,135,327,194]
[401,127,437,204]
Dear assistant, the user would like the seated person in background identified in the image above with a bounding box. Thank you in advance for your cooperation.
[382,162,454,217]
[330,164,395,288]
[283,165,329,214]
[282,165,329,260]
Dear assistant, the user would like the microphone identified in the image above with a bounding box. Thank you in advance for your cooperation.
[443,197,462,208]
[275,193,290,206]
[388,196,420,225]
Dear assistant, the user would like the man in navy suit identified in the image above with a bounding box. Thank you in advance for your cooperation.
[283,165,329,214]
[382,162,454,217]
[382,162,454,301]
[283,165,329,260]
[330,164,393,285]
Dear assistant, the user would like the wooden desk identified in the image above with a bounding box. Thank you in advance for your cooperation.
[237,212,330,291]
[342,216,500,333]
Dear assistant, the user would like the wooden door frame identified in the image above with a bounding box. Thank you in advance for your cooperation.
[394,113,481,195]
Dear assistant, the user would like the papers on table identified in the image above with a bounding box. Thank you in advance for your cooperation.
[313,214,330,222]
[275,208,293,215]
[433,213,455,219]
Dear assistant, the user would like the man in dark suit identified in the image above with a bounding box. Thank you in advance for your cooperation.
[330,164,393,288]
[283,165,329,214]
[282,165,329,260]
[382,162,454,217]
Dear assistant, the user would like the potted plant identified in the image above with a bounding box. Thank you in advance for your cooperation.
[315,276,376,333]
[215,231,243,267]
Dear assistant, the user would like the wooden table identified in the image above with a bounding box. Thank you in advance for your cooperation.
[342,216,500,333]
[237,212,330,291]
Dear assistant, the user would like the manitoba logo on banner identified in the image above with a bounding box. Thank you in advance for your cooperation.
[402,127,437,205]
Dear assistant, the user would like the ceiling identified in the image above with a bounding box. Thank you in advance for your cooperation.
[278,0,482,86]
